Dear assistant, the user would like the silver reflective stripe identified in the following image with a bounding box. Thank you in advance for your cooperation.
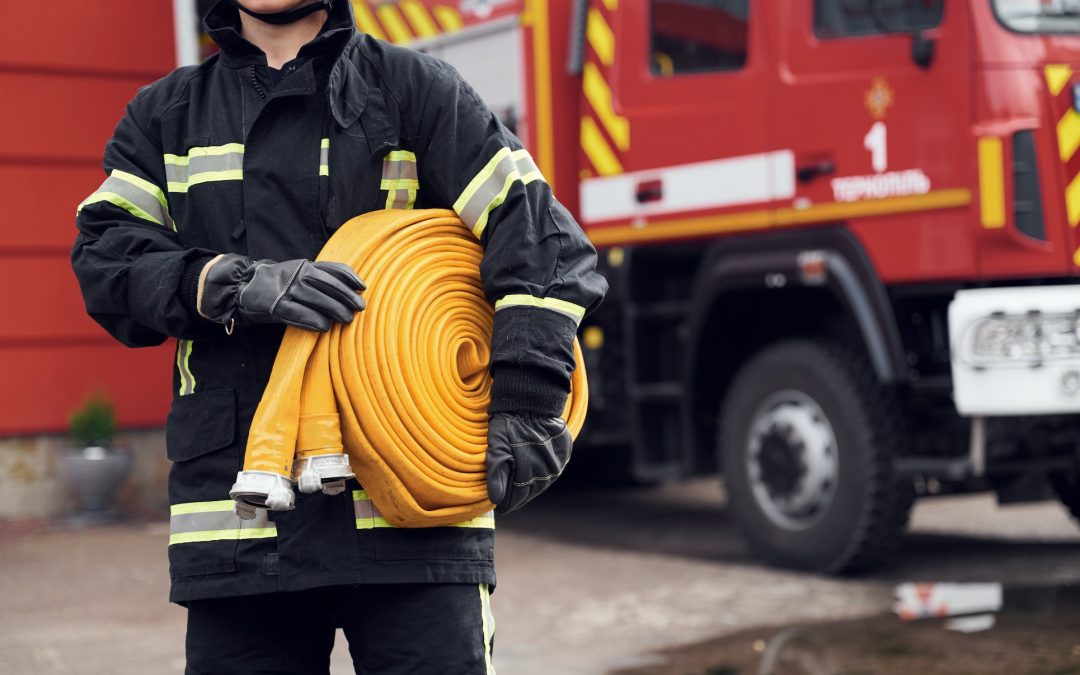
[169,500,277,545]
[176,339,196,396]
[352,490,495,530]
[164,144,245,193]
[454,148,544,238]
[381,150,418,210]
[320,138,330,177]
[494,294,587,325]
[78,169,173,230]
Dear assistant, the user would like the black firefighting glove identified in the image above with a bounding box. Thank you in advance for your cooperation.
[486,412,572,514]
[196,253,366,332]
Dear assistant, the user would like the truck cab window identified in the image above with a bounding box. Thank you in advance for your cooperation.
[815,0,944,38]
[650,0,749,76]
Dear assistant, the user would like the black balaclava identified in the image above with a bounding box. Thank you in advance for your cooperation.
[227,0,331,25]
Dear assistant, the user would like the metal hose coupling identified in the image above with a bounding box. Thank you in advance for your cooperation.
[230,471,295,519]
[293,454,354,495]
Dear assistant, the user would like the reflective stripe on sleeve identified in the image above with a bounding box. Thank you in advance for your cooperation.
[78,169,174,230]
[454,148,544,238]
[382,150,418,210]
[168,499,277,545]
[164,144,245,193]
[320,138,330,177]
[494,294,587,325]
[352,490,494,530]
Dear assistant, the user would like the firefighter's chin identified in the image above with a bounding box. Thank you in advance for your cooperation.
[235,0,322,14]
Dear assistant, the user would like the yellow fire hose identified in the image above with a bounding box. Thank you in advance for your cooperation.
[237,209,587,527]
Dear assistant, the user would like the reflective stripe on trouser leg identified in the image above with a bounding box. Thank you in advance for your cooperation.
[480,583,496,675]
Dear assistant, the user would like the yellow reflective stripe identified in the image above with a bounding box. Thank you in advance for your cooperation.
[320,166,330,177]
[176,339,196,396]
[170,500,235,516]
[352,0,388,40]
[381,178,420,190]
[169,527,277,545]
[79,193,162,226]
[480,584,496,675]
[112,169,169,214]
[977,137,1006,230]
[163,143,246,166]
[320,138,330,149]
[455,148,544,238]
[455,148,512,215]
[320,138,330,177]
[168,170,244,193]
[495,294,586,323]
[352,490,494,529]
[386,150,416,163]
[1067,173,1080,227]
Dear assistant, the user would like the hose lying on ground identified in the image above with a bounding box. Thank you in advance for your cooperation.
[240,209,588,527]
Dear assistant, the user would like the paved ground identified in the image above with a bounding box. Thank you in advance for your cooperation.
[3,480,1080,674]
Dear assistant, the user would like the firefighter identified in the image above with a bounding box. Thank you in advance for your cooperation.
[70,0,607,671]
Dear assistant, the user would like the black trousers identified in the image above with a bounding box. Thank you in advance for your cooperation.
[185,584,495,675]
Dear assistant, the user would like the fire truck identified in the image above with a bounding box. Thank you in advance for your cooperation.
[351,0,1080,573]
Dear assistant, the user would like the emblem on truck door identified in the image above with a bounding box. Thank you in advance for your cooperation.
[865,77,894,120]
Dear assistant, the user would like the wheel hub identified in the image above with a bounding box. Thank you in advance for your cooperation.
[746,390,838,531]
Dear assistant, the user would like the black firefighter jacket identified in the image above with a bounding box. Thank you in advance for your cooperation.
[70,0,607,603]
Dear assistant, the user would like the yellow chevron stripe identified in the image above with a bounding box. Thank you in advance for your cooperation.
[587,189,972,247]
[527,0,556,191]
[1046,64,1073,97]
[1067,173,1080,227]
[586,8,615,67]
[601,0,618,10]
[581,116,623,176]
[1058,108,1080,162]
[433,5,464,31]
[352,1,388,40]
[401,0,440,38]
[1073,246,1080,267]
[583,62,629,151]
[377,4,414,43]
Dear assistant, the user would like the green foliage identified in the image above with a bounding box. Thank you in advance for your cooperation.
[69,391,117,447]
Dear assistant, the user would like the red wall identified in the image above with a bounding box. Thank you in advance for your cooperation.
[0,2,178,435]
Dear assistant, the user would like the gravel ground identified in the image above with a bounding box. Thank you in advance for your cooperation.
[2,480,1080,674]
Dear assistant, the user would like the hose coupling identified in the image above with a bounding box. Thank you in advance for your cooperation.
[230,470,296,518]
[293,454,355,495]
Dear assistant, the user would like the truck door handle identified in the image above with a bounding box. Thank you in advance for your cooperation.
[796,159,835,183]
[635,179,663,203]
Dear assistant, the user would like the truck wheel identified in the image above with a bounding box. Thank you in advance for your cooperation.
[1051,472,1080,523]
[719,340,914,574]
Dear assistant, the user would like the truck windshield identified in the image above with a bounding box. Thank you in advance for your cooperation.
[994,0,1080,33]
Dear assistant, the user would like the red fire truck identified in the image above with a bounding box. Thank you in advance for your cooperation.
[19,0,1080,568]
[356,0,1080,573]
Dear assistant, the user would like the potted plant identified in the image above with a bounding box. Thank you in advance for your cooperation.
[58,391,133,524]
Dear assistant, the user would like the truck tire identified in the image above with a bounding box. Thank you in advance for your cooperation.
[719,339,914,574]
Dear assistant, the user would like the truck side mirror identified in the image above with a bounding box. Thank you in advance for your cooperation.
[912,30,935,69]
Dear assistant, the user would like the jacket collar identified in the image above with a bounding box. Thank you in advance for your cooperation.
[204,0,358,68]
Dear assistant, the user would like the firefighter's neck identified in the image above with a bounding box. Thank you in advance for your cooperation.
[239,10,327,70]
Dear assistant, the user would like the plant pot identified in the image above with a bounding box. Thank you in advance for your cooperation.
[57,445,133,524]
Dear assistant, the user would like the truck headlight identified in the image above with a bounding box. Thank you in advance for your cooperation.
[966,312,1080,366]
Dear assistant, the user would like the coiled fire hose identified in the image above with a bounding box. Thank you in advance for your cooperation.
[230,209,588,527]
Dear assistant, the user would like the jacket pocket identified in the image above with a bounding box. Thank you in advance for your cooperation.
[166,388,236,462]
[166,388,243,579]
